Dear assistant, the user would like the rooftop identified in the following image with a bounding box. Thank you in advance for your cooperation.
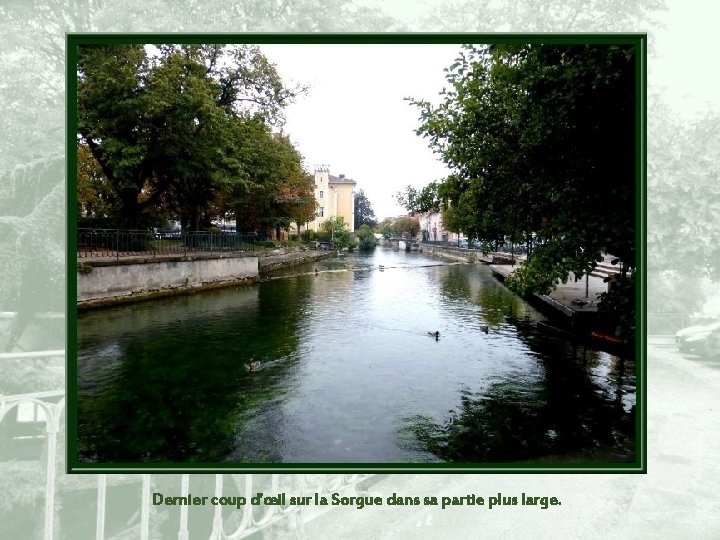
[328,173,356,185]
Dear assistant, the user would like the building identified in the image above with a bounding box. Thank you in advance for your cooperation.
[305,165,356,232]
[419,211,462,243]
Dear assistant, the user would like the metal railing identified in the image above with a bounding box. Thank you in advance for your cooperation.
[422,239,529,254]
[0,349,65,540]
[0,359,375,539]
[77,229,259,258]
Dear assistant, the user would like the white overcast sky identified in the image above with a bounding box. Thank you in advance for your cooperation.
[257,0,720,221]
[261,44,460,220]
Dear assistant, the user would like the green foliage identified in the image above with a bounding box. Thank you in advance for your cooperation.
[598,273,637,340]
[318,216,357,250]
[376,216,420,238]
[410,44,637,338]
[77,143,119,221]
[227,131,315,237]
[301,229,317,242]
[356,223,377,250]
[377,217,395,238]
[393,216,421,238]
[77,44,308,232]
[395,181,441,213]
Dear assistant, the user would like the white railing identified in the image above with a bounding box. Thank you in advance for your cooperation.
[1,348,374,539]
[0,349,65,540]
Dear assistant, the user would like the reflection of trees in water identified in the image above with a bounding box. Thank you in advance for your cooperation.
[78,278,314,463]
[407,267,634,463]
[475,280,530,327]
[405,369,633,462]
[438,265,531,327]
[438,266,473,302]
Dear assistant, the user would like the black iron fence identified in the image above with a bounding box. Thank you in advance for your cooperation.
[421,239,528,254]
[77,229,258,258]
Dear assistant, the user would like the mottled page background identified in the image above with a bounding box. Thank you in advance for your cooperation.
[2,0,719,538]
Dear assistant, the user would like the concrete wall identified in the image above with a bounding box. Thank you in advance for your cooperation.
[78,254,258,306]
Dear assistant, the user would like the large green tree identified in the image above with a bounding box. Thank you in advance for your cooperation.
[77,44,306,231]
[411,43,637,336]
[395,181,440,214]
[227,131,315,238]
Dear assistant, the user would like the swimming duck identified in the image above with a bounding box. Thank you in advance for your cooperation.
[427,331,440,340]
[244,361,261,372]
[480,325,489,334]
[314,268,319,275]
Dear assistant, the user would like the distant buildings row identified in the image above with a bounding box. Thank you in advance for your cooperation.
[302,165,463,242]
[417,212,462,243]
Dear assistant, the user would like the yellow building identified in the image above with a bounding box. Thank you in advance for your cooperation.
[306,165,356,232]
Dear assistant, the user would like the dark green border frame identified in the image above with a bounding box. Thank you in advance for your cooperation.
[66,32,647,474]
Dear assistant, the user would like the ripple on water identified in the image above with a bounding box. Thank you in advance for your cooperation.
[77,249,636,464]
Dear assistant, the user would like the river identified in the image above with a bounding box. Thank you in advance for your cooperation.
[77,248,635,464]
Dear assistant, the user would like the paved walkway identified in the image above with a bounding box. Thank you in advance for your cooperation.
[490,264,610,316]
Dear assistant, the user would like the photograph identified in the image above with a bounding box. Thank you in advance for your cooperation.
[6,0,720,537]
[72,38,640,468]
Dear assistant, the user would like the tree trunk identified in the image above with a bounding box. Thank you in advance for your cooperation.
[119,187,140,229]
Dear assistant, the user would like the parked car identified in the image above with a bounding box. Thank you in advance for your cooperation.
[675,318,720,357]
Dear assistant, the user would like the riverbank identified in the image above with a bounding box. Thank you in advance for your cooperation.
[490,264,627,351]
[419,243,622,349]
[420,244,518,265]
[77,248,335,309]
[258,249,335,273]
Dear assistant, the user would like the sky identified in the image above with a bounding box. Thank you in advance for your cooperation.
[258,2,720,222]
[261,44,460,220]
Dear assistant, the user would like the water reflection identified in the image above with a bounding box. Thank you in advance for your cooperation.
[78,281,313,462]
[77,249,635,464]
[401,267,634,463]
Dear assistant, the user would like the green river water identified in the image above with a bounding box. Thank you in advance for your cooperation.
[77,248,635,464]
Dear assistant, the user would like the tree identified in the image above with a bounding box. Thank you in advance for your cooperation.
[353,189,377,229]
[77,44,154,229]
[395,181,441,213]
[356,223,377,250]
[319,216,358,250]
[227,132,315,238]
[391,216,420,238]
[410,43,637,338]
[377,217,396,238]
[77,143,118,222]
[77,44,306,231]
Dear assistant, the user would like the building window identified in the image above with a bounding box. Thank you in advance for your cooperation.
[319,190,324,198]
[318,207,324,217]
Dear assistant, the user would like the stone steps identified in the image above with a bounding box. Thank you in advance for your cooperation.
[590,262,623,280]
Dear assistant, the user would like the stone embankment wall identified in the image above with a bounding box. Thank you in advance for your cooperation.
[258,249,334,273]
[77,253,258,309]
[77,249,337,309]
[420,245,478,263]
[420,245,518,265]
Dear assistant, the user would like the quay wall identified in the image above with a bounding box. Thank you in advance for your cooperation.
[420,244,518,265]
[77,253,258,309]
[258,250,334,272]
